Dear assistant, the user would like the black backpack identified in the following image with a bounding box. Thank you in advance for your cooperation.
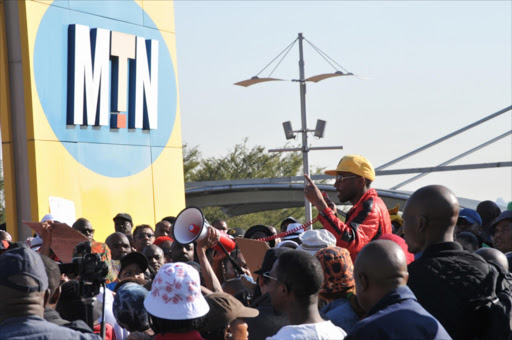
[472,261,512,340]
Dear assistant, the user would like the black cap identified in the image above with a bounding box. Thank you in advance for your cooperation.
[114,213,132,223]
[253,247,292,275]
[119,252,148,274]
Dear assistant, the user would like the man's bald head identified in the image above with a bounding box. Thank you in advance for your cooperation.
[475,247,509,272]
[72,218,94,242]
[354,240,409,312]
[403,185,459,254]
[106,232,131,260]
[106,232,129,244]
[355,240,408,289]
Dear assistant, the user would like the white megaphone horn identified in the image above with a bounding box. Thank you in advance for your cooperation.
[172,207,236,253]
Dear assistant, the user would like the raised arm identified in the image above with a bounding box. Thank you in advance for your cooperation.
[196,227,223,292]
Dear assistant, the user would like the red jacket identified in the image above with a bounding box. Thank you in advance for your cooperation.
[318,188,392,262]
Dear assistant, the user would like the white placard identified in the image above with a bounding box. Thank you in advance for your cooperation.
[49,196,76,227]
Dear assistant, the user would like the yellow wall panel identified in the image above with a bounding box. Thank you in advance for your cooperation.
[152,146,186,221]
[76,154,156,243]
[23,0,59,142]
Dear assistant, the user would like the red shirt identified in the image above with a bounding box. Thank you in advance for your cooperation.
[155,330,205,340]
[318,188,392,262]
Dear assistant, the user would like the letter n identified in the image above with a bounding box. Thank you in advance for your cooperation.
[129,37,158,130]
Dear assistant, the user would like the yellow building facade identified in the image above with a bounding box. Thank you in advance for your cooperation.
[1,0,185,242]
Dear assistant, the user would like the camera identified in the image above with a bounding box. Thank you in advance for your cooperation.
[59,241,109,298]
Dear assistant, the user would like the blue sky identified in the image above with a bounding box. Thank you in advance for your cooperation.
[174,1,512,204]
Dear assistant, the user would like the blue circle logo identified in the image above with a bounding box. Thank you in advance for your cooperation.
[34,1,177,178]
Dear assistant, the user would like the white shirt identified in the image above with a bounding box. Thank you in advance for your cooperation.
[266,320,347,340]
[97,286,130,340]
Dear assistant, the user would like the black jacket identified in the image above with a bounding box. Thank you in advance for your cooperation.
[44,307,94,334]
[408,242,495,340]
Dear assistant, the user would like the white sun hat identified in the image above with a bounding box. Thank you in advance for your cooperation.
[296,229,337,256]
[144,262,209,320]
[282,223,306,241]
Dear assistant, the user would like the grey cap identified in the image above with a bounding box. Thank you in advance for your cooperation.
[0,246,49,293]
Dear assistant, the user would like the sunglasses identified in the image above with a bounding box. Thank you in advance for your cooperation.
[335,174,358,182]
[263,272,279,281]
[136,232,155,239]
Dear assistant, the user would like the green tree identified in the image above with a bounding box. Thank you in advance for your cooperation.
[183,139,325,230]
[183,143,201,182]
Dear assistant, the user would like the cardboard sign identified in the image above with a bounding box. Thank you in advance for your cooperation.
[236,238,270,280]
[23,221,88,263]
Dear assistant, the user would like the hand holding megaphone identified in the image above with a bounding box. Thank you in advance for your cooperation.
[196,227,221,249]
[173,207,236,253]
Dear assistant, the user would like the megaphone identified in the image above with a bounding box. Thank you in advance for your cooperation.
[173,207,236,253]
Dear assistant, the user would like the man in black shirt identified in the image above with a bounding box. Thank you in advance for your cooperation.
[403,185,497,340]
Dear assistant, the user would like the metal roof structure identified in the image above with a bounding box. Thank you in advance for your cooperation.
[185,176,480,217]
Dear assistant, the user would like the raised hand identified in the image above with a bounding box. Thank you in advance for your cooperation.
[40,220,55,257]
[197,226,221,251]
[304,174,328,211]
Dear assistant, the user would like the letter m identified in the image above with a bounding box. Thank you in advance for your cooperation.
[67,24,110,126]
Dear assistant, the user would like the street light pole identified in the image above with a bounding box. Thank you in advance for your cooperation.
[235,32,351,227]
[297,33,312,223]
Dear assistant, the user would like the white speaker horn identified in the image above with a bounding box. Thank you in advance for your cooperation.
[173,206,236,253]
[173,207,209,244]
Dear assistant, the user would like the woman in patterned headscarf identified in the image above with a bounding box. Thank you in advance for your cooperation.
[113,282,152,334]
[315,246,364,333]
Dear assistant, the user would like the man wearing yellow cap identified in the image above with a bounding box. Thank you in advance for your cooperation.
[304,155,392,261]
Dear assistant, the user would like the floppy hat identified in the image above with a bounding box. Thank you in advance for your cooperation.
[0,246,48,293]
[202,292,259,333]
[324,155,375,181]
[296,230,337,256]
[144,263,209,320]
[458,208,482,226]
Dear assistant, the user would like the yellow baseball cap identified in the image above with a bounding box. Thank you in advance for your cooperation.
[324,155,375,181]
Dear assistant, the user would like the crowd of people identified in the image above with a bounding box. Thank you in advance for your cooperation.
[0,154,511,340]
